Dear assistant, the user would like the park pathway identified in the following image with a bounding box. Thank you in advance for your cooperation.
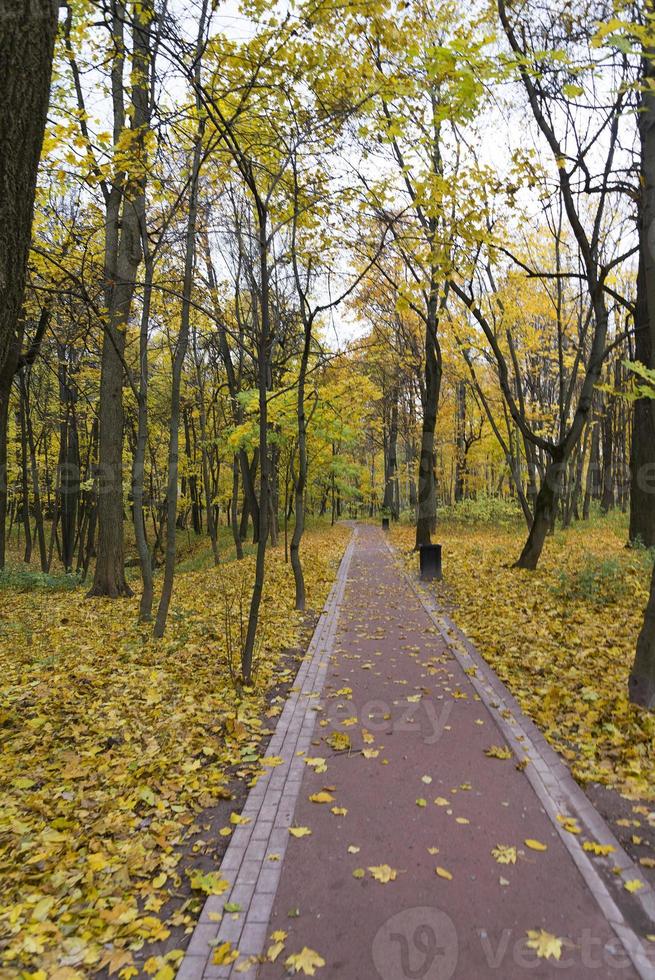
[179,525,655,980]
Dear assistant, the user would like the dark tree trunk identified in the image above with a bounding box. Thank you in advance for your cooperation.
[630,560,655,709]
[153,31,205,637]
[629,253,655,548]
[242,205,271,683]
[231,455,243,560]
[415,309,441,548]
[18,392,32,563]
[57,346,80,572]
[89,2,152,598]
[600,398,615,514]
[21,373,47,572]
[383,388,400,520]
[454,379,466,503]
[0,344,18,568]
[515,452,564,570]
[0,0,57,374]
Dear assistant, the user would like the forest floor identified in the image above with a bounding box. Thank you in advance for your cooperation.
[0,523,349,979]
[179,523,654,979]
[1,511,654,978]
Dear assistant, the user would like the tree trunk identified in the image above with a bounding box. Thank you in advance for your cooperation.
[133,255,154,620]
[0,0,57,374]
[88,2,152,598]
[21,373,47,572]
[630,252,655,547]
[192,323,219,565]
[629,560,655,709]
[383,387,400,519]
[153,36,205,636]
[454,379,466,503]
[242,205,271,682]
[415,302,441,548]
[515,452,564,570]
[231,455,243,560]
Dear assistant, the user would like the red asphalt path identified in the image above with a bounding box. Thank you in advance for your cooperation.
[256,525,643,980]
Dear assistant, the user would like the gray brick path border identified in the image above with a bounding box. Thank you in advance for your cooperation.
[388,536,655,980]
[177,528,358,980]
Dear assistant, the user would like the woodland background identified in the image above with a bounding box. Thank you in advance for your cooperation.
[1,0,655,974]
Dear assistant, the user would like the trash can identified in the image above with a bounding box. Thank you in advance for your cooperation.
[419,543,442,581]
[381,517,390,531]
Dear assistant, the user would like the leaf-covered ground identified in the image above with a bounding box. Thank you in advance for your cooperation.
[394,515,655,802]
[0,525,349,978]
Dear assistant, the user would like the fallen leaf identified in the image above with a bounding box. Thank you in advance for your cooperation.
[583,842,615,856]
[526,929,562,960]
[368,864,397,883]
[309,791,334,804]
[213,942,239,966]
[492,845,517,864]
[285,947,326,976]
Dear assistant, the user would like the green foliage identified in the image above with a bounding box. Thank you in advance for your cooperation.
[438,495,525,528]
[551,556,631,608]
[0,566,82,593]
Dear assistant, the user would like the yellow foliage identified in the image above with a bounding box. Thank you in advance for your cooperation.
[0,526,348,973]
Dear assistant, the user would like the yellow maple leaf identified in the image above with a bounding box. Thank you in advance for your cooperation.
[525,929,562,960]
[624,879,645,893]
[435,866,453,880]
[524,839,548,851]
[289,827,312,838]
[327,732,351,751]
[285,946,326,975]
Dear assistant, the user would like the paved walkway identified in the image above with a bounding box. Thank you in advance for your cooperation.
[179,525,655,980]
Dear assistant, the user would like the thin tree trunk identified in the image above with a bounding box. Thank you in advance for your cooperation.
[20,371,47,571]
[153,22,206,636]
[231,455,243,560]
[242,205,271,682]
[630,561,655,709]
[133,255,154,620]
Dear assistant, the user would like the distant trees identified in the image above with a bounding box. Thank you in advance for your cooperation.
[4,0,652,705]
